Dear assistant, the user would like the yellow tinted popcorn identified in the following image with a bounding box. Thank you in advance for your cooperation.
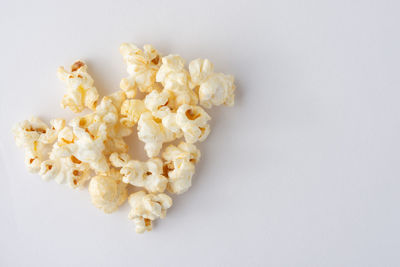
[120,99,147,127]
[13,43,235,233]
[57,60,99,113]
[89,169,128,213]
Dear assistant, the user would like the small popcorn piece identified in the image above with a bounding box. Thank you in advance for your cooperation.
[120,43,161,93]
[189,58,235,108]
[156,55,198,107]
[110,153,168,193]
[120,99,147,127]
[13,117,65,173]
[162,142,200,194]
[176,104,211,143]
[88,168,128,213]
[57,60,99,113]
[137,111,175,157]
[128,190,172,233]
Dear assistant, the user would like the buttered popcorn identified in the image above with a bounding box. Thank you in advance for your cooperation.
[12,43,235,233]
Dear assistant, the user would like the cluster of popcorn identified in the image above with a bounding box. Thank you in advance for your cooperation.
[13,43,235,233]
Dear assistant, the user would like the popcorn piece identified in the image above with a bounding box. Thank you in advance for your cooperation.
[110,153,168,193]
[188,58,214,86]
[52,122,109,173]
[13,117,65,173]
[156,55,198,107]
[39,155,91,188]
[188,58,235,108]
[120,99,147,127]
[144,90,182,135]
[137,111,175,157]
[176,104,211,143]
[128,191,172,233]
[120,43,161,94]
[57,60,99,113]
[89,168,128,213]
[162,142,200,194]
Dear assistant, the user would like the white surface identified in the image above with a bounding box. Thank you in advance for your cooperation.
[1,0,399,266]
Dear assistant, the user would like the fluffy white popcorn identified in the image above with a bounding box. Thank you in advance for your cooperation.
[188,58,235,108]
[128,190,172,233]
[57,60,99,113]
[88,168,128,213]
[120,43,161,94]
[13,117,65,173]
[175,104,211,143]
[137,111,175,157]
[156,55,198,107]
[110,153,167,193]
[39,155,91,188]
[162,142,200,194]
[120,99,147,127]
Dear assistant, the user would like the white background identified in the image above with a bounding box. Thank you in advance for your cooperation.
[1,0,399,266]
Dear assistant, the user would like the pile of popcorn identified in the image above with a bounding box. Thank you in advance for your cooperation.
[12,43,235,233]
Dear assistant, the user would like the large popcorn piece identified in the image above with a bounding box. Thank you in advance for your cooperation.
[120,43,161,95]
[128,190,172,233]
[110,152,168,193]
[57,60,99,113]
[189,58,235,108]
[13,43,236,234]
[162,142,200,194]
[89,169,128,213]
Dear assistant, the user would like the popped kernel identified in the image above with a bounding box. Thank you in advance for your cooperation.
[57,60,99,113]
[128,190,172,233]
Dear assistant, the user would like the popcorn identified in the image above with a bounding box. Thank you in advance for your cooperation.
[13,117,65,173]
[89,168,128,213]
[137,111,175,157]
[189,58,235,108]
[188,58,214,86]
[156,55,198,107]
[120,99,147,127]
[39,155,91,188]
[57,60,99,113]
[110,152,168,193]
[128,190,172,233]
[162,142,200,194]
[120,43,161,94]
[53,122,109,173]
[176,104,211,143]
[13,43,236,233]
